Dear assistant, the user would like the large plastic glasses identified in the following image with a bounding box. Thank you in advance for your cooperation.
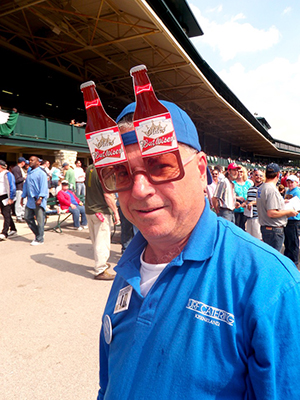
[99,152,196,193]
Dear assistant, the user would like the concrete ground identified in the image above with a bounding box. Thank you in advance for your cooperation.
[0,214,122,400]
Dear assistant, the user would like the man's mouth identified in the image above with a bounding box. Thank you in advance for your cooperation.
[137,206,164,213]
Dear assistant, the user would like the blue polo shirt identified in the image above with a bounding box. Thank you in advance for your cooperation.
[22,167,48,209]
[98,200,300,399]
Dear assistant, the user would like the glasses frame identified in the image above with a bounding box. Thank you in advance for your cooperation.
[98,151,196,193]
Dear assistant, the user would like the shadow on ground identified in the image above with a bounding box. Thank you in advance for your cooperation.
[30,252,95,278]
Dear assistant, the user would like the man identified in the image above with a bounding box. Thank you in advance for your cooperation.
[40,159,52,190]
[97,101,300,399]
[0,160,17,240]
[11,156,27,222]
[74,160,86,196]
[283,175,300,266]
[245,169,264,239]
[57,180,88,230]
[214,164,225,181]
[62,162,76,191]
[256,163,297,252]
[212,162,239,222]
[206,168,219,208]
[21,156,48,245]
[84,165,119,280]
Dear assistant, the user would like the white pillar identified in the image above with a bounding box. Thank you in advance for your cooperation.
[54,150,77,168]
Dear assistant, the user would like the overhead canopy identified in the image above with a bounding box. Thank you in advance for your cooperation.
[0,0,299,160]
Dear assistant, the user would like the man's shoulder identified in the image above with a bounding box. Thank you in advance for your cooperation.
[11,165,19,173]
[260,182,274,194]
[57,190,66,197]
[216,178,228,188]
[292,187,300,196]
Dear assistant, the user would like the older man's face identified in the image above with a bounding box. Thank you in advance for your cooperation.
[228,169,239,181]
[118,142,207,246]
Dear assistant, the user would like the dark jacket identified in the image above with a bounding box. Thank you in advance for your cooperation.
[11,165,25,190]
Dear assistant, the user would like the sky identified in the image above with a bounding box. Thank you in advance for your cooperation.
[187,0,300,146]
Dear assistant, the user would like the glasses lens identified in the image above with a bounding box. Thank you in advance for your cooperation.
[144,152,181,182]
[100,163,131,192]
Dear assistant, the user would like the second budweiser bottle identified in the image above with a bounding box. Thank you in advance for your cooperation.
[130,64,184,180]
[80,81,127,172]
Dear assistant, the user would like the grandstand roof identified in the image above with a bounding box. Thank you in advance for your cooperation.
[0,0,299,160]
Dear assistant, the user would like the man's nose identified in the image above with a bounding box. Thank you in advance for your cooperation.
[130,171,155,199]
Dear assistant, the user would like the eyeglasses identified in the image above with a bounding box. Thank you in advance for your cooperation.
[254,174,263,178]
[99,152,196,193]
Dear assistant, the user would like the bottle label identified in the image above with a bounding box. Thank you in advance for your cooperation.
[135,84,153,95]
[134,112,178,156]
[85,98,101,109]
[86,126,127,167]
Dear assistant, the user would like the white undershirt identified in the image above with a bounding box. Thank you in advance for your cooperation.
[140,249,168,297]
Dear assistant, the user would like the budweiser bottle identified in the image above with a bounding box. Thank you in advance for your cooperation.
[80,81,127,171]
[130,65,184,181]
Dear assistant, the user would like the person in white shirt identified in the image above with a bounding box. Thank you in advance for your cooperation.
[74,160,86,196]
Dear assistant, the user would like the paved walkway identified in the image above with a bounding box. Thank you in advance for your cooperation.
[0,215,122,399]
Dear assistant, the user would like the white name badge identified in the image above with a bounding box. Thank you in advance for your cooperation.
[114,285,133,314]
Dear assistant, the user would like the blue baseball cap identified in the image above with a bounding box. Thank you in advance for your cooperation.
[266,163,280,173]
[116,100,212,184]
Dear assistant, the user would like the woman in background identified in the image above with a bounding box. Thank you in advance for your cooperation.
[233,166,253,230]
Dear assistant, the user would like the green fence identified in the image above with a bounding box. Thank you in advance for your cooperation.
[11,114,88,149]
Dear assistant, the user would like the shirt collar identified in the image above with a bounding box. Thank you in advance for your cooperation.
[114,199,217,290]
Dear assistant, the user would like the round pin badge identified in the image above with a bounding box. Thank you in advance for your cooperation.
[103,314,112,344]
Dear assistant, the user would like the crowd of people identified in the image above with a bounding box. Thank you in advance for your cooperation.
[0,156,125,280]
[0,158,91,242]
[207,162,300,267]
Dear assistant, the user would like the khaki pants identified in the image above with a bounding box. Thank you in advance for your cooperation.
[87,213,112,274]
[246,217,262,240]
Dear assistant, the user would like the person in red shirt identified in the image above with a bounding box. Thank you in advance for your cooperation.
[281,171,289,188]
[57,180,88,230]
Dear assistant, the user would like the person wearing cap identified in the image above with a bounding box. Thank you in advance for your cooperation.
[57,180,88,230]
[211,162,240,222]
[0,160,17,240]
[62,162,76,192]
[96,101,300,400]
[21,156,48,245]
[283,175,300,266]
[256,163,298,252]
[11,156,27,222]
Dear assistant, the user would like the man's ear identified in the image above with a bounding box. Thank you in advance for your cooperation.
[197,152,208,184]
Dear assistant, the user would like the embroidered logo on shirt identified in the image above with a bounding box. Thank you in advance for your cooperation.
[186,298,235,327]
[114,285,133,314]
